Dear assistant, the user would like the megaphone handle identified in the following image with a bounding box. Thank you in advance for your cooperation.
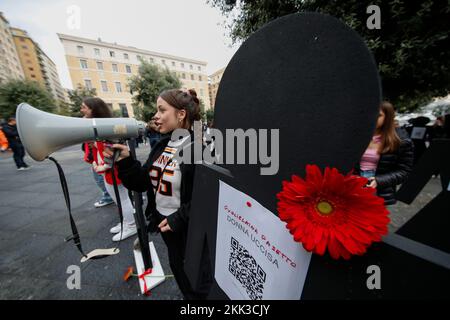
[112,148,121,162]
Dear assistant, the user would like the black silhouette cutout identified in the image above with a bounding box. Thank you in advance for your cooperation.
[183,13,449,299]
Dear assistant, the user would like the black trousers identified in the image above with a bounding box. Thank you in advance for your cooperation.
[10,143,27,168]
[160,229,208,300]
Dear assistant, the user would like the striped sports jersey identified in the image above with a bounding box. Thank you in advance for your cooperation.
[149,136,190,216]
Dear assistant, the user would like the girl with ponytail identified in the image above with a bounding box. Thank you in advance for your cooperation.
[105,88,209,299]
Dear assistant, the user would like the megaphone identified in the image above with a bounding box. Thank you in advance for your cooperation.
[16,103,146,161]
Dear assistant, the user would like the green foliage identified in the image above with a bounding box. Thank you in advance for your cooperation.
[128,59,182,122]
[0,79,56,119]
[112,109,122,118]
[198,98,206,121]
[431,103,450,117]
[209,0,450,112]
[205,108,215,125]
[55,100,72,116]
[67,85,97,117]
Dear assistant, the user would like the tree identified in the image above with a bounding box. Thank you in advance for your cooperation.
[0,79,56,119]
[209,0,450,112]
[112,109,122,118]
[67,85,97,117]
[55,100,72,116]
[128,59,181,122]
[198,98,206,121]
[205,108,215,125]
[431,103,450,117]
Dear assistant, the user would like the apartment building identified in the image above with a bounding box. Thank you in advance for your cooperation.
[11,27,66,104]
[0,12,24,84]
[208,67,225,109]
[58,33,211,117]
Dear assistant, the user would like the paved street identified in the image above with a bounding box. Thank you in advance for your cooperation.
[0,144,443,299]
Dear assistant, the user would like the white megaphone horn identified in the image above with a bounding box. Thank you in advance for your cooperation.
[16,103,146,161]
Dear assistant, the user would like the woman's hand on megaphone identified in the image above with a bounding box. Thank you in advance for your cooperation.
[103,143,130,162]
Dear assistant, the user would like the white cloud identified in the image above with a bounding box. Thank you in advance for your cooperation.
[2,0,239,89]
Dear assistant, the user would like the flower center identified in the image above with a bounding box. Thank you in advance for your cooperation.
[316,200,333,216]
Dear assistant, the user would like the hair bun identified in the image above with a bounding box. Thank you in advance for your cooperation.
[160,88,202,126]
[188,89,200,104]
[188,89,197,98]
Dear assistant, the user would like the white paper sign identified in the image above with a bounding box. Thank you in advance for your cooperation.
[411,127,426,140]
[215,180,312,300]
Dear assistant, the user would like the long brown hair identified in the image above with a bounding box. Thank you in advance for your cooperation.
[82,97,113,118]
[378,101,400,153]
[159,89,201,129]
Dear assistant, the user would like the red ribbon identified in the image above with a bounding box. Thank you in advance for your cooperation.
[138,268,153,296]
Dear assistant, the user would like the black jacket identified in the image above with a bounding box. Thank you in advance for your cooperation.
[117,133,195,233]
[355,138,414,205]
[2,124,22,145]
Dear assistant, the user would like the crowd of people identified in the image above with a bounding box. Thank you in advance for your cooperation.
[1,92,448,299]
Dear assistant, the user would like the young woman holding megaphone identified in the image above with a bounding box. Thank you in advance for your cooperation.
[104,89,208,300]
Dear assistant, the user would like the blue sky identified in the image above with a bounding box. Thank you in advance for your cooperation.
[1,0,239,89]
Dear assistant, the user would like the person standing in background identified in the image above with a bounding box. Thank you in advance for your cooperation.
[0,124,9,152]
[2,117,29,170]
[82,97,137,241]
[80,101,114,208]
[355,101,414,205]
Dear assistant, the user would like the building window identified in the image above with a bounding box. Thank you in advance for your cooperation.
[94,48,100,56]
[101,80,108,92]
[136,55,141,60]
[119,103,129,117]
[161,59,166,65]
[198,66,201,71]
[115,81,122,93]
[190,74,194,80]
[77,46,84,54]
[96,61,104,70]
[84,79,92,89]
[198,75,202,81]
[172,61,175,67]
[28,67,34,71]
[31,74,36,78]
[80,59,88,69]
[181,73,186,79]
[19,38,25,42]
[112,63,118,72]
[181,63,184,68]
[124,53,129,59]
[125,65,131,73]
[150,57,154,63]
[200,89,204,96]
[21,45,28,49]
[109,50,115,57]
[190,65,193,70]
[24,52,30,57]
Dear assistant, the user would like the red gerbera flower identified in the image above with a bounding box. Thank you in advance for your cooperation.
[277,164,390,260]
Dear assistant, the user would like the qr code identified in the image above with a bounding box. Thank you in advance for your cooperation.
[228,237,266,300]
